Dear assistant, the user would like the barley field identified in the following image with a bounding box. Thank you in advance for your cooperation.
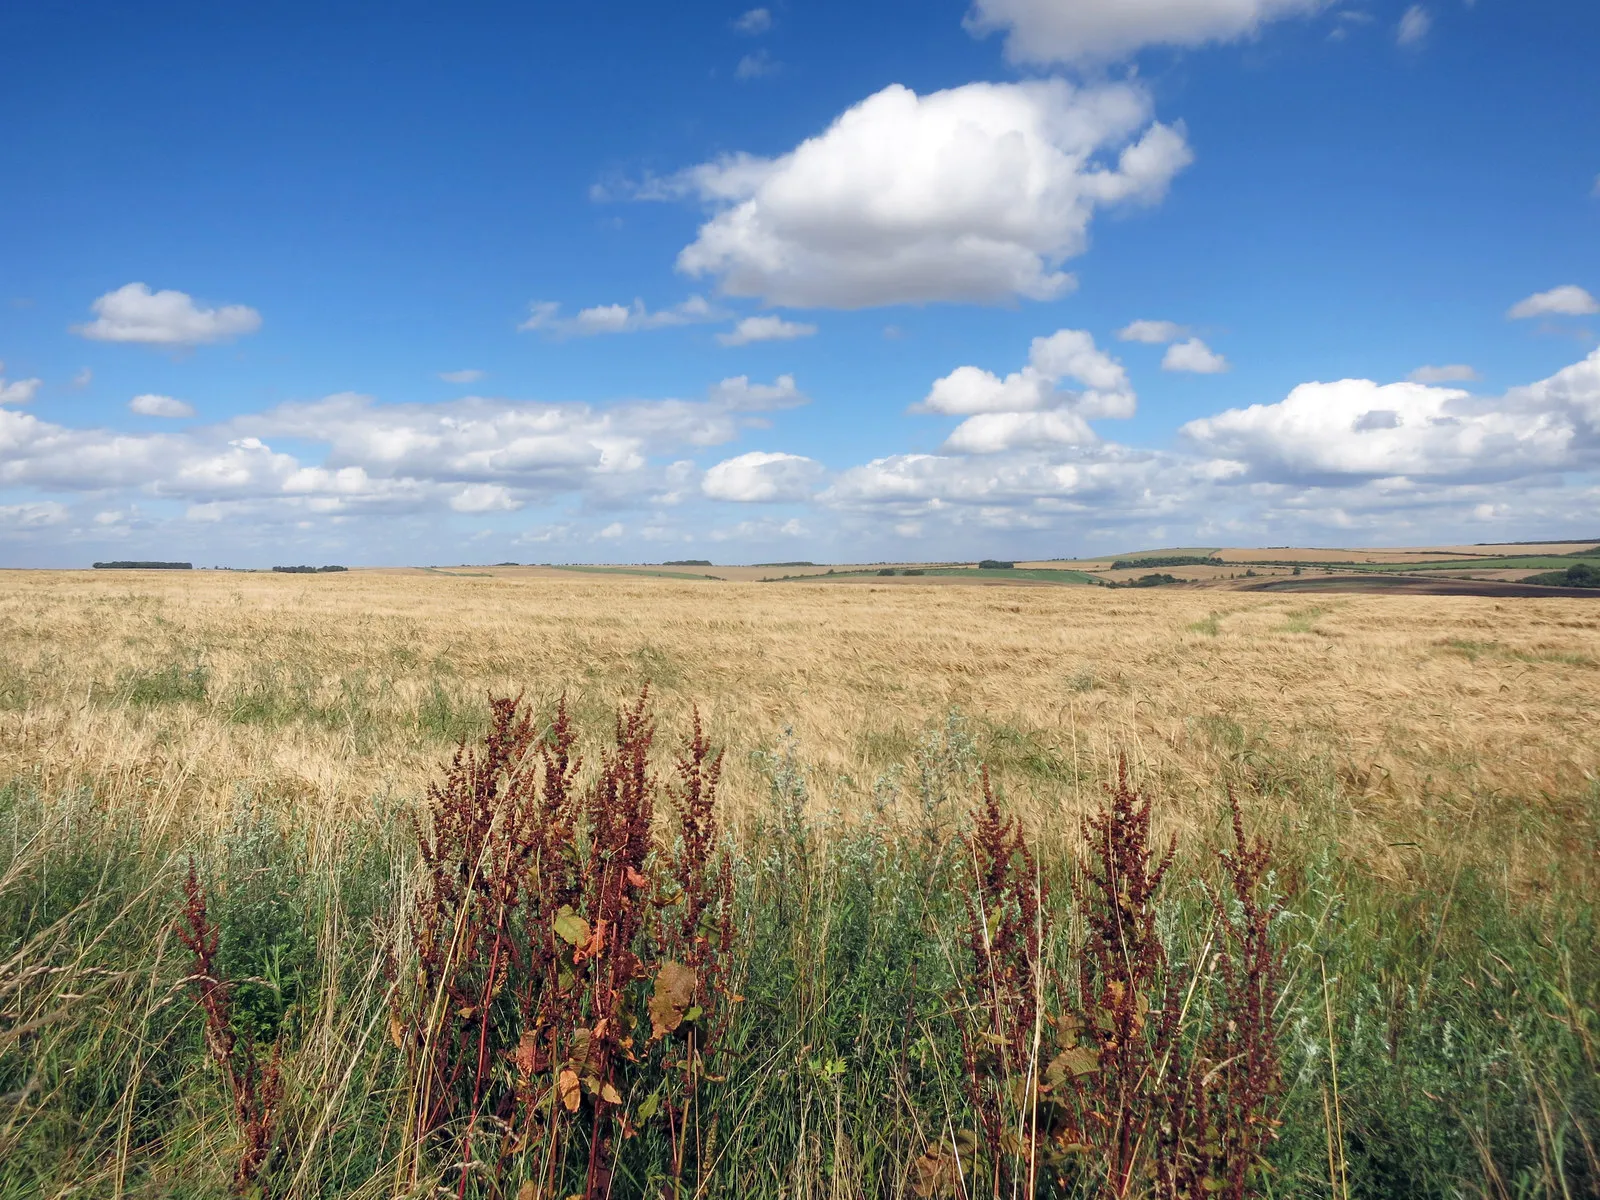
[1,568,1596,1199]
[3,568,1596,868]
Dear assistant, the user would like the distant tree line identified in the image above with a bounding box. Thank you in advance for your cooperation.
[272,565,349,574]
[1526,563,1600,589]
[1110,555,1221,569]
[662,559,713,567]
[92,561,192,570]
[977,559,1014,570]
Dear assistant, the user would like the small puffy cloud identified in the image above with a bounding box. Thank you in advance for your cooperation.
[965,0,1329,66]
[1408,364,1479,383]
[702,451,825,502]
[1507,284,1599,319]
[438,369,485,384]
[597,522,625,539]
[735,51,778,80]
[1116,319,1187,344]
[73,283,262,345]
[1396,5,1430,45]
[733,7,772,34]
[916,330,1134,453]
[449,483,521,513]
[520,295,723,336]
[716,315,818,346]
[72,368,93,388]
[670,79,1191,308]
[0,365,42,406]
[1162,337,1229,373]
[129,393,196,418]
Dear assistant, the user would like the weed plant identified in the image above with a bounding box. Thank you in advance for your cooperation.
[0,699,1595,1199]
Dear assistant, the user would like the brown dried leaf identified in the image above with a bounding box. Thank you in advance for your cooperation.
[387,1013,406,1050]
[910,1149,961,1198]
[1046,1045,1101,1085]
[557,1068,581,1113]
[649,961,697,1040]
[511,1030,540,1079]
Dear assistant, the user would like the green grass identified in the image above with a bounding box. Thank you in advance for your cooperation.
[91,660,210,707]
[1282,605,1330,633]
[0,713,1594,1198]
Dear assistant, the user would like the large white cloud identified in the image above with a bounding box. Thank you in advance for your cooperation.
[702,451,824,502]
[1182,349,1600,483]
[73,283,262,345]
[965,0,1328,66]
[916,329,1134,453]
[671,79,1191,308]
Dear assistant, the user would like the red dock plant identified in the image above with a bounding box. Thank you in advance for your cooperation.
[394,688,738,1199]
[175,862,283,1196]
[930,759,1283,1200]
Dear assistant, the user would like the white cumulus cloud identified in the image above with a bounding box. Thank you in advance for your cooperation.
[916,329,1135,453]
[1182,348,1600,483]
[1116,319,1187,343]
[1162,337,1230,373]
[73,283,262,345]
[965,0,1329,65]
[702,451,825,502]
[716,315,818,346]
[129,394,196,418]
[670,79,1192,308]
[1507,284,1599,320]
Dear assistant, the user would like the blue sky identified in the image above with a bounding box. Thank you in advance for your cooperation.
[2,0,1597,566]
